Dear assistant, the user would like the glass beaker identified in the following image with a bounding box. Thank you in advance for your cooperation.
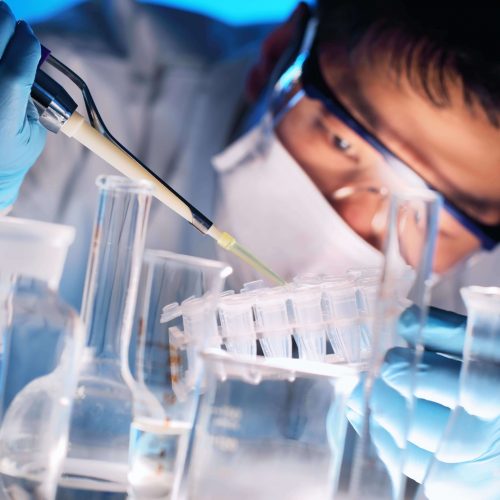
[56,176,153,499]
[422,286,500,499]
[124,249,231,499]
[348,188,441,500]
[0,217,84,500]
[182,352,361,500]
[0,217,76,411]
[0,216,75,291]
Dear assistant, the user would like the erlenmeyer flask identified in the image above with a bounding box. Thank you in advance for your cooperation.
[422,286,500,499]
[123,250,231,499]
[0,218,84,500]
[56,176,153,499]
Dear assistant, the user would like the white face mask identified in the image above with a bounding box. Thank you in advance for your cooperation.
[213,116,384,288]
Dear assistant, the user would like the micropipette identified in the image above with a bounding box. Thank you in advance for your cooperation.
[31,46,285,286]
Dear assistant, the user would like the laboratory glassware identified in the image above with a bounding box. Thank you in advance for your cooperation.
[218,293,258,357]
[182,351,361,500]
[290,284,328,361]
[0,278,85,500]
[0,218,84,500]
[32,47,284,286]
[321,276,364,363]
[124,249,231,499]
[56,175,152,498]
[254,287,293,359]
[0,217,75,397]
[0,216,75,290]
[348,188,441,500]
[422,286,500,500]
[214,277,371,363]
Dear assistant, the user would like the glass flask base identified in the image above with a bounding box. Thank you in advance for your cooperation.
[56,459,128,500]
[128,417,191,499]
[188,441,333,500]
[1,470,46,499]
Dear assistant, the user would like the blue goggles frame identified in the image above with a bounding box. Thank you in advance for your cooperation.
[300,48,500,250]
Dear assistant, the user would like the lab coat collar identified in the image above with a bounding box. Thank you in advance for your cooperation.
[99,1,276,79]
[98,0,214,79]
[97,0,137,55]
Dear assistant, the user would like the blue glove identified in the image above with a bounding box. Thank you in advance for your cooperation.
[0,2,46,210]
[347,306,500,497]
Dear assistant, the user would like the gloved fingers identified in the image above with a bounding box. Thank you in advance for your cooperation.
[20,104,46,165]
[0,1,16,57]
[348,376,451,453]
[382,347,461,408]
[429,407,500,463]
[0,20,40,136]
[346,407,433,485]
[0,19,40,89]
[26,99,39,122]
[0,95,46,178]
[399,305,466,357]
[348,350,499,463]
[423,452,500,499]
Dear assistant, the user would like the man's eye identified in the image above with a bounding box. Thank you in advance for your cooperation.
[332,135,351,152]
[314,118,351,151]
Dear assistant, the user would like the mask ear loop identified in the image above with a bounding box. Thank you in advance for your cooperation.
[257,14,319,155]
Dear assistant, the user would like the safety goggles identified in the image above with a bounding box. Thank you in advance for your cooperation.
[298,47,500,251]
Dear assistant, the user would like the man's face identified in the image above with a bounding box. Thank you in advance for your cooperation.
[276,43,500,273]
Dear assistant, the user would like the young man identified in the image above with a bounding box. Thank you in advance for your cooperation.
[1,1,499,312]
[0,1,498,492]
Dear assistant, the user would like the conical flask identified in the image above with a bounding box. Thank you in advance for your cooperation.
[422,286,500,499]
[56,176,153,499]
[0,218,84,500]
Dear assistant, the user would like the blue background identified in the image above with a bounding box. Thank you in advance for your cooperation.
[5,0,301,25]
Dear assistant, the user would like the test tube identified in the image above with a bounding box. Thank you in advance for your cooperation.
[322,277,363,363]
[218,294,257,357]
[422,286,500,499]
[240,280,267,294]
[347,267,382,281]
[168,296,221,400]
[254,287,293,358]
[354,275,380,351]
[293,273,324,286]
[348,188,441,500]
[290,284,327,361]
[181,296,221,349]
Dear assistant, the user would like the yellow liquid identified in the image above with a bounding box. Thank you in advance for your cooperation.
[216,232,286,285]
[61,113,285,285]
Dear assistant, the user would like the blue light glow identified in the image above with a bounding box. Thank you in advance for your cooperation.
[6,0,300,25]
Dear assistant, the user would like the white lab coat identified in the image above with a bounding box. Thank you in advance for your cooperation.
[11,1,500,314]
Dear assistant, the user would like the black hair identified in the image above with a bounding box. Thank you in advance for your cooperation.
[316,1,500,127]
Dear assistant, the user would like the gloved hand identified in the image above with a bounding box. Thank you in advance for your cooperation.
[0,2,46,211]
[347,306,500,498]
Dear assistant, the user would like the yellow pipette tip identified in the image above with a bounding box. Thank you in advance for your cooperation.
[215,231,286,286]
[216,231,237,250]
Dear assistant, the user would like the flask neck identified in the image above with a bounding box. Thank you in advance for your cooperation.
[458,286,500,417]
[81,177,151,359]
